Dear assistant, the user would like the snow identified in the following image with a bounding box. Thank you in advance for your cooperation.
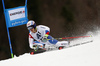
[0,30,100,66]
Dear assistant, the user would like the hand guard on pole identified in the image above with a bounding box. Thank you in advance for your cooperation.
[41,34,48,42]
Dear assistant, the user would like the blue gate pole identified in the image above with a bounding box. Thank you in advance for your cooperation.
[6,28,14,58]
[25,0,27,6]
[2,0,14,58]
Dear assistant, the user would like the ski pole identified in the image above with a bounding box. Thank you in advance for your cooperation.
[56,35,92,40]
[47,35,92,40]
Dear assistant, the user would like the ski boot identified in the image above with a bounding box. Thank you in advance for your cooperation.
[56,41,70,50]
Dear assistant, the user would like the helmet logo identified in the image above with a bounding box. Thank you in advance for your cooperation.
[27,23,31,26]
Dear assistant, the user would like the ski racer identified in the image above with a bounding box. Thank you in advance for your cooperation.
[26,20,69,51]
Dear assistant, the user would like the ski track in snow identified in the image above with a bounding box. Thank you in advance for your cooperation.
[0,30,100,66]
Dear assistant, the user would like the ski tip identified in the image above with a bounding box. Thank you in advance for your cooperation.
[30,52,34,55]
[59,47,63,50]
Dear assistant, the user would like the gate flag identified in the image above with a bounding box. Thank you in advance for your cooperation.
[2,0,28,58]
[5,6,28,27]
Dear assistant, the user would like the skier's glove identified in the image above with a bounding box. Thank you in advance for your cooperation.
[33,44,39,50]
[41,34,48,42]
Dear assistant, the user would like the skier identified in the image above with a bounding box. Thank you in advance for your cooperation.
[26,20,69,51]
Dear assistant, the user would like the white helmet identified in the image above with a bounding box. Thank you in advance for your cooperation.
[27,20,36,30]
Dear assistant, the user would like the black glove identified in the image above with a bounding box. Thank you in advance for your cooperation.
[33,44,39,50]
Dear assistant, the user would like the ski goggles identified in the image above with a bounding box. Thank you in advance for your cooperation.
[27,24,36,30]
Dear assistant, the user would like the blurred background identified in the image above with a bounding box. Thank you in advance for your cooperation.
[0,0,100,60]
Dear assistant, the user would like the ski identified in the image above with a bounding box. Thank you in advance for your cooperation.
[66,40,93,48]
[30,40,93,55]
[30,48,46,55]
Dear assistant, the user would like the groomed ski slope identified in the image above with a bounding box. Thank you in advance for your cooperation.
[0,30,100,66]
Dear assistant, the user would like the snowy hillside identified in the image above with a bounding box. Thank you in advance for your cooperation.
[0,30,100,66]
